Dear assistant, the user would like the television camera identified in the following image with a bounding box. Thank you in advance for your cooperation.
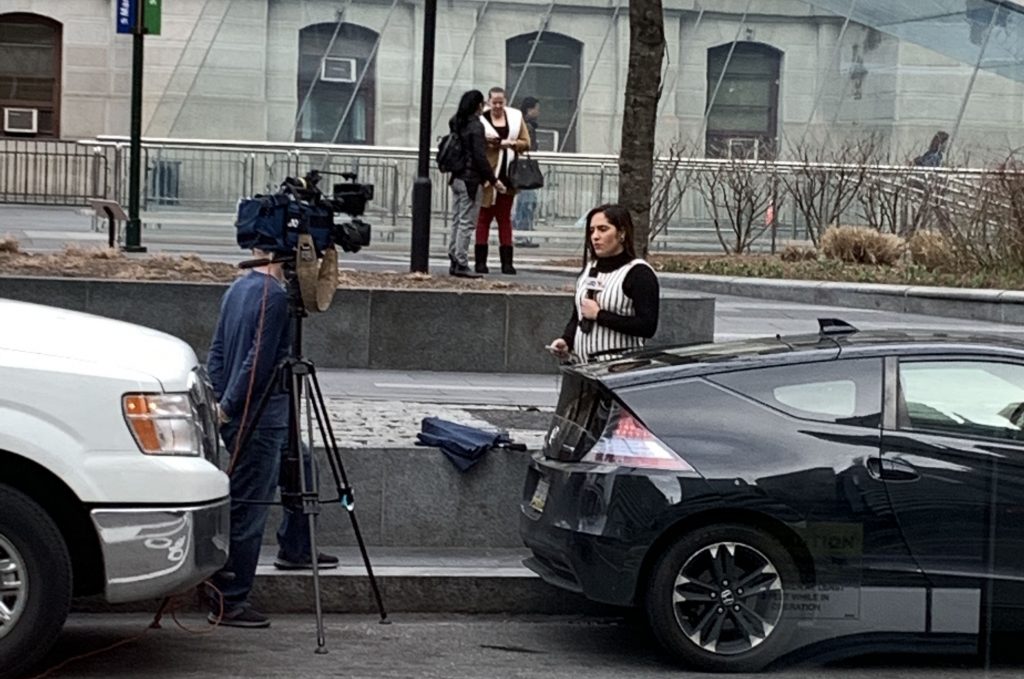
[235,169,373,257]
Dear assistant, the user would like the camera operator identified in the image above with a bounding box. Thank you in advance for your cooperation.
[206,250,338,628]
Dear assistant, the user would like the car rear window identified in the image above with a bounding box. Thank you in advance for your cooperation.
[544,372,613,461]
[707,358,883,427]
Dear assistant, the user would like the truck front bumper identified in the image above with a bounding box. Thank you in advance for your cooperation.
[90,499,230,604]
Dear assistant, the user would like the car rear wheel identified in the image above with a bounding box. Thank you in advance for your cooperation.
[0,484,72,679]
[644,523,800,672]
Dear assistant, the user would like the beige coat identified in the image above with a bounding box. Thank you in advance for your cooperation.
[480,107,532,208]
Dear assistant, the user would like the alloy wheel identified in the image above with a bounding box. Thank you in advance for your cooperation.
[671,541,784,656]
[0,533,28,640]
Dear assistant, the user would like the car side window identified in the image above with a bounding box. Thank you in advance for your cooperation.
[898,360,1024,441]
[707,358,882,427]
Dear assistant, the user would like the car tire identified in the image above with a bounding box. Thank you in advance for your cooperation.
[644,523,800,673]
[0,484,72,679]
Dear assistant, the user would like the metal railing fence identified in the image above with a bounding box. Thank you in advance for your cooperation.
[3,135,1023,251]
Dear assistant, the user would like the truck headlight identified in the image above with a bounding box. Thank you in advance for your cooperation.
[122,393,201,456]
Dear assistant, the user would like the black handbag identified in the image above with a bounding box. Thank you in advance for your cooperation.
[509,154,544,190]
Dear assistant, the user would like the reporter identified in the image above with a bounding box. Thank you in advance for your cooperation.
[547,204,660,363]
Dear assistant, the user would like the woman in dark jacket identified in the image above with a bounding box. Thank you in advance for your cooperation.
[448,90,504,278]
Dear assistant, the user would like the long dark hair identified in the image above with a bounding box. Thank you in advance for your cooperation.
[454,90,484,129]
[582,203,637,265]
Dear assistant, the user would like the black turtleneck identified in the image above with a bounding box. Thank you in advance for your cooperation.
[560,251,660,349]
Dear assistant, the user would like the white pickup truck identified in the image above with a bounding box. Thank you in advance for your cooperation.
[0,299,230,678]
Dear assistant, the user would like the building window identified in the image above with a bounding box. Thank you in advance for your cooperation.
[296,23,377,145]
[0,13,61,138]
[506,32,582,152]
[705,42,781,160]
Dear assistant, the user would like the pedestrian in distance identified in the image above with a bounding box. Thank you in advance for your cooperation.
[206,251,339,628]
[446,90,504,278]
[476,87,531,275]
[513,96,542,248]
[913,130,949,167]
[547,204,660,364]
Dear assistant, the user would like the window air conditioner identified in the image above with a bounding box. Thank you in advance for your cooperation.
[534,129,559,152]
[3,108,38,135]
[321,57,357,83]
[727,137,759,160]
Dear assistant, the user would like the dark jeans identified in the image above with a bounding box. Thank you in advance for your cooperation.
[513,189,538,232]
[212,423,314,609]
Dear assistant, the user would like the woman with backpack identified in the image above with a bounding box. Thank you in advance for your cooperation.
[446,90,505,278]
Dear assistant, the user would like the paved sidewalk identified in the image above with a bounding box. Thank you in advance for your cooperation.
[313,369,559,450]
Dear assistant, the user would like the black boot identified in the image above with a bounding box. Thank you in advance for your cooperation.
[475,244,489,274]
[499,245,517,275]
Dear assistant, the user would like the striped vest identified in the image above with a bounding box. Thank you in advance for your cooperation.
[573,258,652,363]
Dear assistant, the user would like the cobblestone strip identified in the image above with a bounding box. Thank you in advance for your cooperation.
[318,399,553,449]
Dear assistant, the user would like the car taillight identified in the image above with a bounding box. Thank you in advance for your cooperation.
[581,403,694,471]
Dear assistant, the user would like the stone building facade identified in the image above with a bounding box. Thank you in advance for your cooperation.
[2,0,1024,161]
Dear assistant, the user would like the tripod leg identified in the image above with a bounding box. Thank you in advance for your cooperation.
[307,365,389,623]
[288,370,329,653]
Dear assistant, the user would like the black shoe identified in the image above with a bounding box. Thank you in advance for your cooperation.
[274,551,341,571]
[499,245,517,275]
[448,256,457,276]
[474,244,489,274]
[209,604,271,628]
[451,263,482,279]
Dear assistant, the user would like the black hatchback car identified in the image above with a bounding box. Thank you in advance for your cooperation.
[521,320,1024,672]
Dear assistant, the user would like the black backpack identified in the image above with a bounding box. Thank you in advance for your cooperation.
[436,130,465,173]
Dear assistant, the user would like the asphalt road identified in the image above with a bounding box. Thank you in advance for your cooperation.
[35,614,1024,679]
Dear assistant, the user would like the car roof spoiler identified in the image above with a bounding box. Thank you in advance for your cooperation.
[818,318,859,336]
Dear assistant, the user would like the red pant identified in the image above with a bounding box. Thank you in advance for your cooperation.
[475,192,514,246]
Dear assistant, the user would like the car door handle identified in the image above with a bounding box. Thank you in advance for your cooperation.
[866,457,921,482]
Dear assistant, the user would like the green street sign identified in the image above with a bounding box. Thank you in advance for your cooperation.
[144,0,161,35]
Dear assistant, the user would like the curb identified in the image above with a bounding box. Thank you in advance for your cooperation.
[654,274,1024,325]
[72,548,616,616]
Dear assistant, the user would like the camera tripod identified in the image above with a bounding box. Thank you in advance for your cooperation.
[233,257,388,652]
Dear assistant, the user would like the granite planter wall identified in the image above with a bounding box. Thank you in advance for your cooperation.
[0,276,716,373]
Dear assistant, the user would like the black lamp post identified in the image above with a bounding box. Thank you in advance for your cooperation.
[125,0,147,252]
[410,0,437,273]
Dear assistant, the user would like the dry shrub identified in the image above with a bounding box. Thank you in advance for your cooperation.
[61,245,124,260]
[0,235,19,254]
[779,243,818,262]
[820,226,905,266]
[907,230,956,272]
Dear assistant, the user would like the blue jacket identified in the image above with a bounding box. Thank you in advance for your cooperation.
[207,271,292,430]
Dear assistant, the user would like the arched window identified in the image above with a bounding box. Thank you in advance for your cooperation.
[506,32,582,152]
[705,42,782,159]
[0,13,62,138]
[296,23,377,144]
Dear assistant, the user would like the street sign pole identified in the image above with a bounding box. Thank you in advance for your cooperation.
[124,0,147,252]
[410,0,437,273]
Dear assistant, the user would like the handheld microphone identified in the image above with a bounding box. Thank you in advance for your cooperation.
[579,276,604,334]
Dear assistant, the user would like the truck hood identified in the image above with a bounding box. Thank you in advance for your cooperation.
[0,299,198,389]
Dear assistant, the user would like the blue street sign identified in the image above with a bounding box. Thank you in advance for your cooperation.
[116,0,137,34]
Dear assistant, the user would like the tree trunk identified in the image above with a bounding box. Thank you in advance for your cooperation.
[618,0,665,257]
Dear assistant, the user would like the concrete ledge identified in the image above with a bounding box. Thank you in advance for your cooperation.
[0,276,715,373]
[656,273,1024,325]
[270,446,531,550]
